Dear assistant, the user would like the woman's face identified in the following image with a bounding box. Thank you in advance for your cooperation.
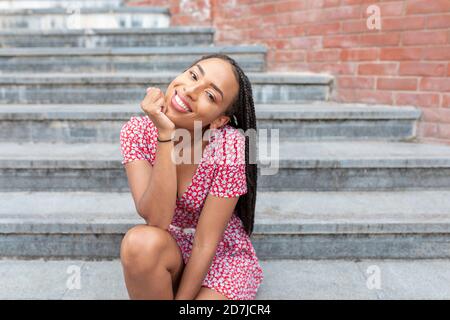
[164,58,239,131]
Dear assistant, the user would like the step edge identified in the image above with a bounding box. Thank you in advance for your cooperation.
[0,7,170,15]
[0,45,268,56]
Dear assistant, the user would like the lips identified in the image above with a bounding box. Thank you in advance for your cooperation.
[171,90,192,113]
[175,90,192,112]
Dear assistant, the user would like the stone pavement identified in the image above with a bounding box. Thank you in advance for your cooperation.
[1,258,449,300]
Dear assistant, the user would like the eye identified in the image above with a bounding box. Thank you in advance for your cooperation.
[207,92,215,102]
[189,71,197,81]
[190,71,216,102]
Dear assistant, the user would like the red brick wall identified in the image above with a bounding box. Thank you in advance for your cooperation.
[127,0,450,145]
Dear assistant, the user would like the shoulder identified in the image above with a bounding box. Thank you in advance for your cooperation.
[215,124,245,146]
[121,115,157,136]
[120,115,158,144]
[119,115,158,165]
[212,124,246,166]
[208,125,248,197]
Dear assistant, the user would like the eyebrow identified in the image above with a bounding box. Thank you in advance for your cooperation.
[195,64,224,101]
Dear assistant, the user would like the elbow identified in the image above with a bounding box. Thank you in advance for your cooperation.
[138,209,171,231]
[137,201,173,230]
[145,219,171,231]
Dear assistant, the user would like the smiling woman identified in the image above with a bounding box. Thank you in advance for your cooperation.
[119,54,262,300]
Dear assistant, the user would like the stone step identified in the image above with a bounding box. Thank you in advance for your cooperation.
[0,46,267,73]
[0,27,214,48]
[0,7,170,30]
[0,0,123,9]
[0,103,420,143]
[0,72,332,104]
[1,140,450,192]
[1,190,450,259]
[1,258,450,299]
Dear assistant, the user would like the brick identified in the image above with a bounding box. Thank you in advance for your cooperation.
[338,89,394,104]
[248,27,277,39]
[420,108,441,122]
[407,0,450,14]
[377,78,418,91]
[340,48,378,61]
[427,14,450,29]
[359,33,400,47]
[291,37,322,49]
[216,29,246,42]
[358,63,397,75]
[337,76,375,89]
[376,2,404,16]
[402,31,448,46]
[218,6,250,19]
[417,122,439,137]
[265,39,291,50]
[236,0,261,4]
[275,0,307,12]
[423,47,450,61]
[172,15,199,25]
[399,62,447,77]
[250,3,276,15]
[443,94,450,108]
[307,50,341,62]
[342,0,376,5]
[288,10,319,24]
[320,5,361,21]
[382,16,426,31]
[308,0,341,8]
[342,20,368,33]
[276,26,305,38]
[380,47,423,61]
[274,50,306,62]
[395,92,440,108]
[306,22,341,36]
[261,12,292,26]
[323,35,360,48]
[270,61,309,70]
[324,0,341,7]
[420,78,450,92]
[234,16,262,28]
[308,62,356,75]
[439,124,450,139]
[437,108,450,123]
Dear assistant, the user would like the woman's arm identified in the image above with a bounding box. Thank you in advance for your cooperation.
[138,131,177,229]
[124,86,178,230]
[174,195,240,300]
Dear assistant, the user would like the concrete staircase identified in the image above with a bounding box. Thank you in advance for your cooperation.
[2,0,450,268]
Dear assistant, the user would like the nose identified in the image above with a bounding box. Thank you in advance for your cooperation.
[183,82,203,100]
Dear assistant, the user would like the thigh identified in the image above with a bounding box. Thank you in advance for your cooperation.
[195,287,229,300]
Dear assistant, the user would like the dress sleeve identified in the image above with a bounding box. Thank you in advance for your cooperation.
[208,130,248,198]
[119,116,157,165]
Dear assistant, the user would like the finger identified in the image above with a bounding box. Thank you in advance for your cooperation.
[155,97,165,113]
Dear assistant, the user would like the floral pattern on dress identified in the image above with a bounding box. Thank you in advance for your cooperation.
[120,115,263,300]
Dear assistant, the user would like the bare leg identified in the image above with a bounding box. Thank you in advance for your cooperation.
[195,287,229,300]
[120,224,185,300]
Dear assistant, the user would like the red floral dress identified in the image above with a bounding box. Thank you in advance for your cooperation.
[119,115,264,300]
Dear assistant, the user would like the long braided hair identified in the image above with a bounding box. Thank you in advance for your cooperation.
[185,54,258,236]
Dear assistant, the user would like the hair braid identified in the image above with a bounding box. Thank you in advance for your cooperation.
[185,54,258,236]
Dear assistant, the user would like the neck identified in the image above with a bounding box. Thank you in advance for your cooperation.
[173,125,210,150]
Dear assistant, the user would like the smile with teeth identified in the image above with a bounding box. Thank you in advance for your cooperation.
[175,94,192,112]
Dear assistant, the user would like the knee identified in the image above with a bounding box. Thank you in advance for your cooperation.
[120,225,167,272]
